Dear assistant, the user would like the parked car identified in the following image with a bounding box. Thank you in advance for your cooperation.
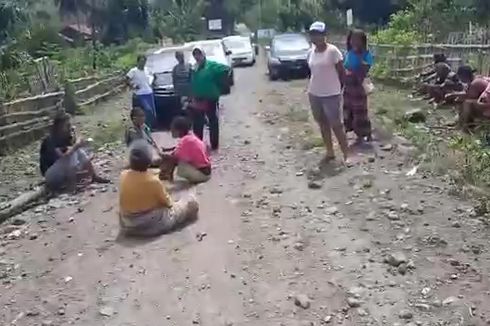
[144,45,190,129]
[265,33,311,80]
[186,39,234,94]
[223,35,256,66]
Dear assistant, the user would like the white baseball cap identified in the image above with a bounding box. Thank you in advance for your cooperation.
[309,21,326,33]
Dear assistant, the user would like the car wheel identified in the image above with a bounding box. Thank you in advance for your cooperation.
[269,72,279,81]
[229,70,235,86]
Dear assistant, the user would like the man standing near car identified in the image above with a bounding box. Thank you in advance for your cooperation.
[172,50,192,111]
[189,46,230,150]
[126,55,156,130]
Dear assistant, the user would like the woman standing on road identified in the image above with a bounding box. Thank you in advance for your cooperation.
[189,46,230,150]
[126,55,156,130]
[343,29,374,143]
[307,21,350,164]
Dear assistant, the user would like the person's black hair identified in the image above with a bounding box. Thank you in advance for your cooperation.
[51,111,71,135]
[433,53,447,64]
[171,116,191,135]
[137,54,146,63]
[192,48,203,56]
[129,140,152,172]
[347,29,367,52]
[456,65,474,81]
[130,106,144,120]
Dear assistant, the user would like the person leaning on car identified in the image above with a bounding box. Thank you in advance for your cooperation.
[189,46,230,150]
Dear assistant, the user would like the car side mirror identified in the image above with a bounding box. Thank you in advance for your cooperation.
[264,45,271,51]
[225,50,232,56]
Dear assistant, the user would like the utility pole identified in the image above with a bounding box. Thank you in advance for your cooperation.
[258,0,262,29]
[91,0,97,70]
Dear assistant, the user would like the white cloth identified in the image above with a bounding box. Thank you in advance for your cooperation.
[126,67,154,96]
[307,44,343,97]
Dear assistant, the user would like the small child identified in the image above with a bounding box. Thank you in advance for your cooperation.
[125,106,158,148]
[159,116,211,184]
[125,106,163,167]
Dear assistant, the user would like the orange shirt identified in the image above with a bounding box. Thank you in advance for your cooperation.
[119,170,172,215]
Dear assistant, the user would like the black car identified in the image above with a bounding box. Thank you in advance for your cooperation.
[266,33,311,80]
[143,47,190,129]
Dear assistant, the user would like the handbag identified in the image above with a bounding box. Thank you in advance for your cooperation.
[363,77,375,95]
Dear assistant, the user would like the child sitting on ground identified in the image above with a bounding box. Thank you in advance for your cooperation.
[119,139,199,237]
[159,116,211,184]
[125,106,162,166]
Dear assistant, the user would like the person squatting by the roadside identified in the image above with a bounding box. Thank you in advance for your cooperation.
[39,111,109,192]
[118,140,199,237]
[159,116,211,184]
[189,45,230,150]
[307,21,350,165]
[126,55,157,130]
[458,76,490,131]
[343,28,374,144]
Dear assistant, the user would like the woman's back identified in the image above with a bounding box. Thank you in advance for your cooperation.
[119,170,172,215]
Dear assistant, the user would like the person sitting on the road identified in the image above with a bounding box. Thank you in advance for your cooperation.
[159,116,211,184]
[189,45,230,150]
[119,140,199,237]
[39,111,109,192]
[125,106,163,167]
[126,55,156,130]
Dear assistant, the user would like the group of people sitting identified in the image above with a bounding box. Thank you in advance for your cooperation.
[38,44,231,238]
[120,113,209,237]
[39,110,211,238]
[416,54,490,131]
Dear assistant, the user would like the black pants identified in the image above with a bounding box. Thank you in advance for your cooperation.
[191,100,219,149]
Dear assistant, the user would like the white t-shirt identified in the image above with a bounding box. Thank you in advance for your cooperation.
[126,67,154,95]
[307,44,343,97]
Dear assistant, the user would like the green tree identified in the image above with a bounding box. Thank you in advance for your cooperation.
[152,0,207,42]
[0,0,30,44]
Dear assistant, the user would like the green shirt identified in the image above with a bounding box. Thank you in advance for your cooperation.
[191,60,229,100]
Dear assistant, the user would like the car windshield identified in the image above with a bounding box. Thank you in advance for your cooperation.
[198,43,223,57]
[273,36,310,54]
[224,39,250,50]
[146,52,177,73]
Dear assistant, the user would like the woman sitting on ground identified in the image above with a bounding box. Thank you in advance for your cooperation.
[40,111,109,191]
[119,140,199,237]
[159,116,211,184]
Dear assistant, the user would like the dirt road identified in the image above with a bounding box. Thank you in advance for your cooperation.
[1,62,490,326]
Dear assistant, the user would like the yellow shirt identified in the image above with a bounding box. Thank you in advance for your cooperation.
[119,170,173,215]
